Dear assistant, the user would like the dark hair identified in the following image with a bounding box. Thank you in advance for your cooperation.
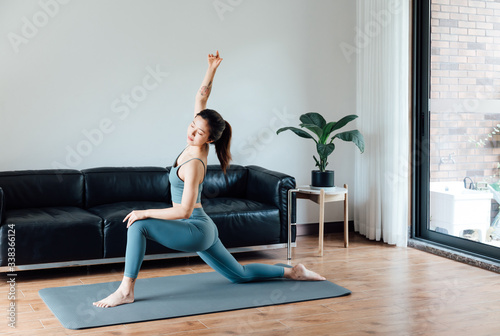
[196,109,232,174]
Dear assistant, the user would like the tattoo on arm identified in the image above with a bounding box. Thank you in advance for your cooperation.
[200,81,212,96]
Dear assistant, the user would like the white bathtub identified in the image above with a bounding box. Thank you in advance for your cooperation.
[430,181,493,242]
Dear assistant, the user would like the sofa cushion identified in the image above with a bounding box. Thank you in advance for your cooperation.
[201,165,248,199]
[0,170,83,210]
[202,198,281,247]
[88,201,173,258]
[83,167,170,208]
[0,207,102,266]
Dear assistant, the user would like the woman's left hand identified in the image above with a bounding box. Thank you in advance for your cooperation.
[208,50,222,70]
[123,210,148,228]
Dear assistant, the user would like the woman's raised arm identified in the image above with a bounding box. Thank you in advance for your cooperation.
[194,50,223,116]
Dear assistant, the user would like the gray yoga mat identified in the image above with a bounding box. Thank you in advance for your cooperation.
[39,265,351,330]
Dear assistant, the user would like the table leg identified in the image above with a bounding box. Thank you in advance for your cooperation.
[344,184,349,248]
[287,189,292,260]
[287,189,296,261]
[319,188,325,256]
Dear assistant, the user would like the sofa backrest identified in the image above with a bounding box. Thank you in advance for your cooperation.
[83,167,169,208]
[0,170,84,210]
[201,164,247,199]
[0,164,250,212]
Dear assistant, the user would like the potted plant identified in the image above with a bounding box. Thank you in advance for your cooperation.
[276,112,365,188]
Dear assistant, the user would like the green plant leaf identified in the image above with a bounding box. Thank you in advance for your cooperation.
[276,126,316,142]
[330,115,358,133]
[321,121,337,143]
[317,142,335,160]
[299,123,323,139]
[300,113,326,129]
[331,130,365,153]
[316,143,334,172]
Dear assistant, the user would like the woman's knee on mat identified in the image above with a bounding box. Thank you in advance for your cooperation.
[227,274,249,284]
[212,263,250,284]
[214,270,247,284]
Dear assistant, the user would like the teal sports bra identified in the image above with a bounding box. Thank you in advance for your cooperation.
[169,146,206,204]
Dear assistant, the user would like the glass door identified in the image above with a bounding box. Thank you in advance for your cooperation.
[413,0,500,262]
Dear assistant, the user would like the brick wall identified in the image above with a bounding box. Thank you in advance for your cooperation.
[430,0,500,100]
[429,0,500,223]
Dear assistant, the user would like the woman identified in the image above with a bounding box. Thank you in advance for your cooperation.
[93,51,325,308]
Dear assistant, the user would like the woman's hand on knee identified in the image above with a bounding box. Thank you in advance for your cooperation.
[124,210,148,228]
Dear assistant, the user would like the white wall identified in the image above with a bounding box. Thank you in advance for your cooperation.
[0,0,356,225]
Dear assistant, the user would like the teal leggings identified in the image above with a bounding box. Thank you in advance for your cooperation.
[124,208,285,282]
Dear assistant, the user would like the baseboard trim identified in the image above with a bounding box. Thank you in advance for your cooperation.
[297,220,355,236]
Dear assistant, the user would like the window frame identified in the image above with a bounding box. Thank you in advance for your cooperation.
[412,0,500,263]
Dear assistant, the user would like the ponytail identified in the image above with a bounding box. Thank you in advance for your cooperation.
[196,109,232,174]
[215,120,232,174]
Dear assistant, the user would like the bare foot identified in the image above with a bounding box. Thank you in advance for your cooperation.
[93,283,135,308]
[286,263,326,281]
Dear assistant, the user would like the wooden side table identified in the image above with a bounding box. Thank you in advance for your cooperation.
[287,184,348,260]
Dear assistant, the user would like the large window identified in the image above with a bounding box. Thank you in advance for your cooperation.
[413,0,500,262]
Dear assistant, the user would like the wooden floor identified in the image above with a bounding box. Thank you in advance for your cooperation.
[1,232,499,336]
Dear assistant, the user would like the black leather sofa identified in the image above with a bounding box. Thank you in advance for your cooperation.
[0,165,296,271]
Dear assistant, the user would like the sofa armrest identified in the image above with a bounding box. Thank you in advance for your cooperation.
[0,187,4,225]
[245,166,296,243]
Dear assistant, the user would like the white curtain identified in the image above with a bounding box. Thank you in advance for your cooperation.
[354,0,410,247]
